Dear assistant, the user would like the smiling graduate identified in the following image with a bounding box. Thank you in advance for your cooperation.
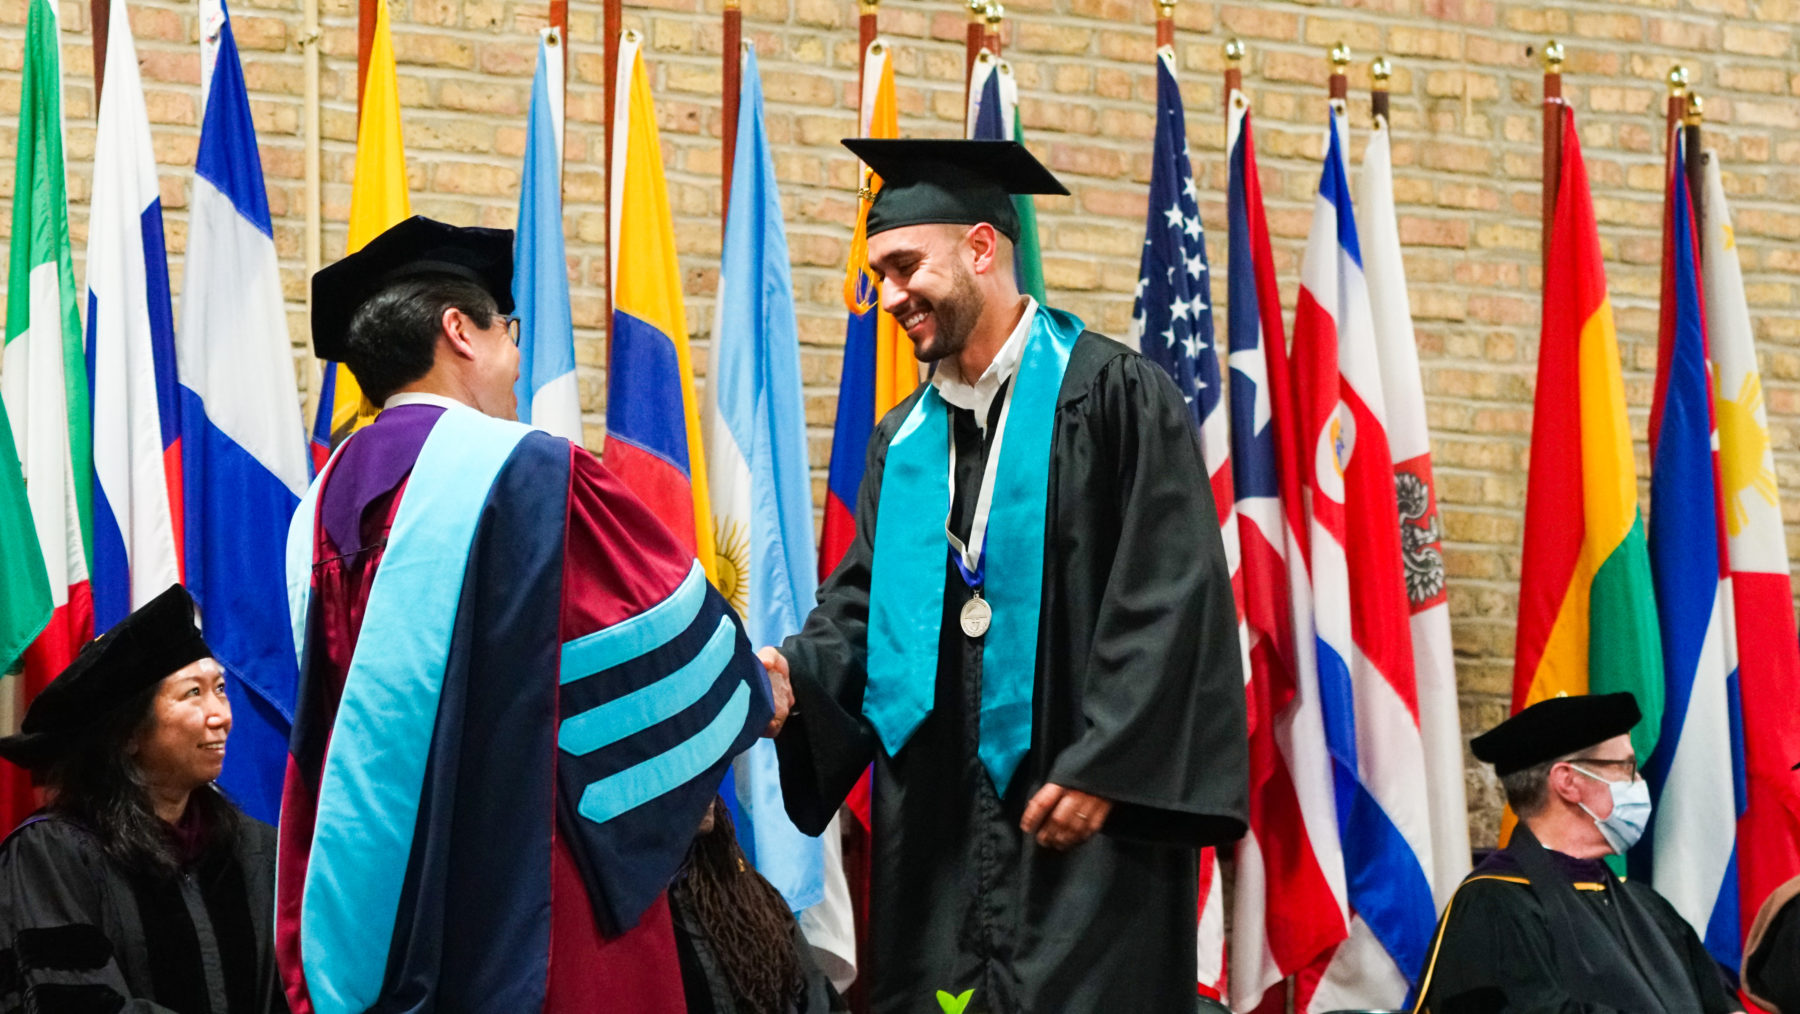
[760,139,1249,1014]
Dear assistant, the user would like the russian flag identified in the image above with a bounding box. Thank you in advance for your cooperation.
[178,0,312,824]
[604,30,716,577]
[1291,111,1436,1011]
[85,0,182,631]
[513,30,581,444]
[1223,91,1350,1013]
[1640,132,1744,968]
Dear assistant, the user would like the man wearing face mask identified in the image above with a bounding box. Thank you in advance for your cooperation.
[1413,693,1741,1013]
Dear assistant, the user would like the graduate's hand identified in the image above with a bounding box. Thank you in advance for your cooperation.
[756,647,794,737]
[1020,783,1111,850]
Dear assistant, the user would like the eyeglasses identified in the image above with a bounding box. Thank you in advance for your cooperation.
[502,314,522,346]
[1568,756,1639,780]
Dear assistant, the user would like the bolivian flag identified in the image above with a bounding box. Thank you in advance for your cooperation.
[605,30,716,577]
[310,0,410,466]
[1513,106,1663,759]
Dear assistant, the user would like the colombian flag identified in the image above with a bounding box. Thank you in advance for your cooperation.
[822,39,916,581]
[310,0,410,467]
[605,30,716,577]
[1513,106,1663,755]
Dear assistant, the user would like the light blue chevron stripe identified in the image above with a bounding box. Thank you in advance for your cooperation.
[559,561,708,684]
[558,615,736,756]
[577,682,752,825]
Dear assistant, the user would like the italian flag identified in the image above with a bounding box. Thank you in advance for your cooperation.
[1,0,92,826]
[1512,106,1664,755]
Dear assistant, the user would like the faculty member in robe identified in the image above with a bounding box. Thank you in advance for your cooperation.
[1413,692,1740,1013]
[760,139,1249,1014]
[1744,873,1800,1012]
[280,217,781,1014]
[0,584,285,1013]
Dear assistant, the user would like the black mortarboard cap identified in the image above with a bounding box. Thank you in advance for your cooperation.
[310,216,515,361]
[0,585,213,769]
[844,138,1068,244]
[1469,692,1642,776]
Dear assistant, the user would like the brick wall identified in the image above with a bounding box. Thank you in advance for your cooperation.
[3,0,1797,846]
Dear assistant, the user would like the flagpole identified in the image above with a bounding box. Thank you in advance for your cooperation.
[1541,39,1564,276]
[723,0,741,228]
[1371,55,1391,126]
[964,0,984,107]
[1664,65,1688,197]
[1223,37,1242,125]
[603,0,621,360]
[90,0,109,101]
[303,0,322,282]
[358,0,379,121]
[983,1,1003,57]
[1686,94,1706,267]
[1154,0,1173,49]
[858,0,878,74]
[1329,42,1348,105]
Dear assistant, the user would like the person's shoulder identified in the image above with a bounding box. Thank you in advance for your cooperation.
[0,813,105,868]
[871,384,931,446]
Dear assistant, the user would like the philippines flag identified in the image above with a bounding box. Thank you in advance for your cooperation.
[178,0,312,823]
[1223,88,1349,1013]
[1291,111,1436,1010]
[1125,45,1242,998]
[1639,132,1744,968]
[513,29,582,444]
[85,0,182,631]
[1698,148,1800,959]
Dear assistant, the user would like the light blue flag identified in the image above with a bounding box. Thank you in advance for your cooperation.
[703,46,824,912]
[512,33,581,442]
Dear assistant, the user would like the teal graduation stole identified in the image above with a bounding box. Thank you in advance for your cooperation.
[867,306,1082,795]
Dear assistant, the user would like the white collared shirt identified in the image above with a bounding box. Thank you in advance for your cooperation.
[930,297,1038,427]
[382,391,470,412]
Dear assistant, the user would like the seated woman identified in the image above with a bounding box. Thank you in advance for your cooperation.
[668,797,846,1014]
[0,584,284,1013]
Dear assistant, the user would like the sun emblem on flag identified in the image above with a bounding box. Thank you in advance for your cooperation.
[1718,371,1779,537]
[713,517,751,617]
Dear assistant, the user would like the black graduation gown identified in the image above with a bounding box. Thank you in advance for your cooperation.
[1413,829,1740,1014]
[777,331,1249,1014]
[0,805,285,1014]
[668,888,847,1014]
[1745,879,1800,1013]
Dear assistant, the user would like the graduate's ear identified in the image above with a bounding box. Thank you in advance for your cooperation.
[964,222,1003,275]
[1547,760,1585,806]
[440,307,480,363]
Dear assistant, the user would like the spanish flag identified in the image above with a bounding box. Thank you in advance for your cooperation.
[310,0,411,467]
[605,30,716,577]
[1513,106,1663,754]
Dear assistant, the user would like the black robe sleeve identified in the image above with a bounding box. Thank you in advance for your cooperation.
[0,820,183,1014]
[1043,351,1248,847]
[1746,886,1800,1012]
[775,407,897,835]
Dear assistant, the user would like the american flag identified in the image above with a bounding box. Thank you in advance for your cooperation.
[1130,45,1243,1000]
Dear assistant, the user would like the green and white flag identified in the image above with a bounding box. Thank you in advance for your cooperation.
[2,0,88,686]
[0,393,49,673]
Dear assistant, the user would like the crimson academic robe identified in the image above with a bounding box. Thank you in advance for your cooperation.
[776,333,1249,1014]
[278,402,771,1013]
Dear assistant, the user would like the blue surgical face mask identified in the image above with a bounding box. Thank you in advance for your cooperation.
[1571,764,1652,854]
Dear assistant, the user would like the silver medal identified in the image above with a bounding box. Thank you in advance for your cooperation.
[960,594,992,638]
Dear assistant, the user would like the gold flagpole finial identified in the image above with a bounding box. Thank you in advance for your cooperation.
[1331,41,1352,68]
[1155,0,1176,18]
[984,0,1003,25]
[1224,37,1244,64]
[1543,39,1564,72]
[1667,64,1689,96]
[1372,55,1391,86]
[859,0,879,12]
[967,0,985,21]
[1686,91,1705,125]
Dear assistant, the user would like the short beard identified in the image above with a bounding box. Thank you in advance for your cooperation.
[911,262,983,364]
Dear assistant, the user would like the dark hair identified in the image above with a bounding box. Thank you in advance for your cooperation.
[342,275,499,405]
[672,800,805,1013]
[1500,757,1561,818]
[39,681,238,876]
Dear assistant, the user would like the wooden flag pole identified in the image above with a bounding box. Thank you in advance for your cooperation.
[1329,42,1349,104]
[1371,55,1391,126]
[551,0,568,82]
[1686,93,1706,261]
[983,1,1003,57]
[1664,65,1688,198]
[91,0,109,102]
[858,0,878,92]
[964,0,985,107]
[1154,0,1173,49]
[1223,37,1242,127]
[1542,39,1564,276]
[358,0,380,121]
[603,0,622,359]
[723,0,742,228]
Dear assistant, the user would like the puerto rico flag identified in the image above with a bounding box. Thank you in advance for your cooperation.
[1290,110,1436,1011]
